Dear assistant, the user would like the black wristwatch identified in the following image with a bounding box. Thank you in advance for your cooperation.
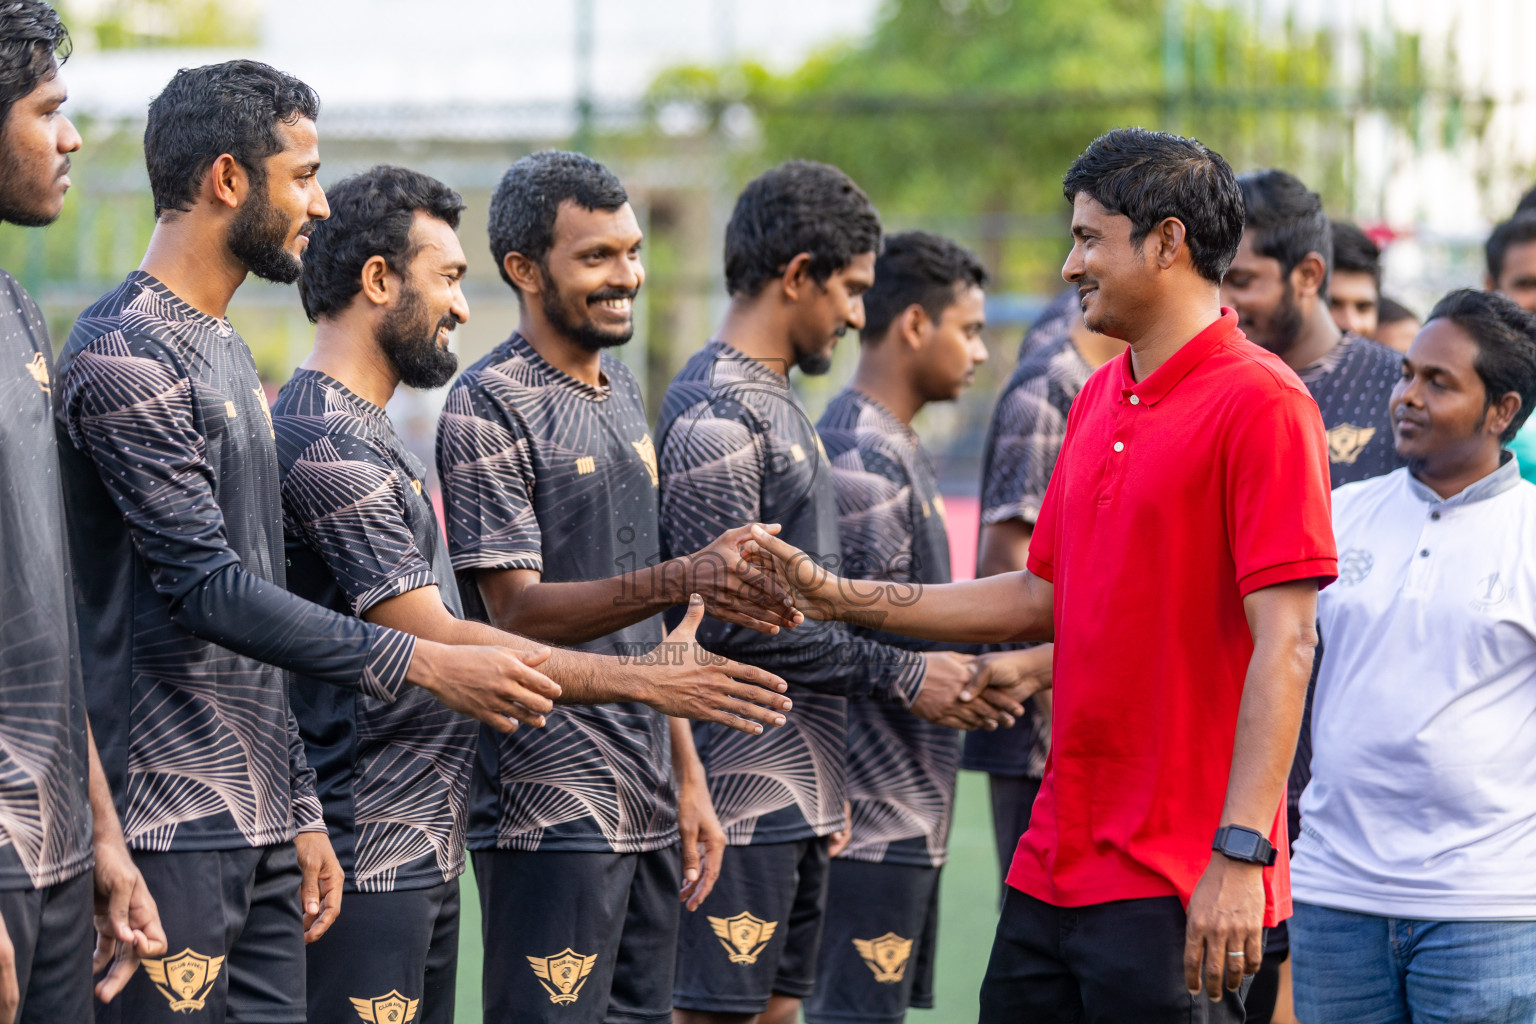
[1212,825,1277,867]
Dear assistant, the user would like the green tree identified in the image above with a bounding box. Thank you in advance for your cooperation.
[647,0,1426,289]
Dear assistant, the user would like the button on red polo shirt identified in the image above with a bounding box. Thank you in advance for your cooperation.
[1013,309,1336,927]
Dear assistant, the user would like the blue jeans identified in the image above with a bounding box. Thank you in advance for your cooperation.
[1290,902,1536,1024]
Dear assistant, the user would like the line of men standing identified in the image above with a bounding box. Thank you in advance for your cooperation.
[0,5,1031,1022]
[7,4,1536,1024]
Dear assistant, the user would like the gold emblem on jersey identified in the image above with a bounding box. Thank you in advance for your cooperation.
[575,455,596,475]
[25,352,48,393]
[252,388,275,438]
[632,435,659,487]
[349,991,419,1023]
[853,932,914,983]
[411,479,423,495]
[143,948,226,1012]
[1326,423,1375,465]
[527,948,598,1004]
[708,911,778,964]
[224,400,239,419]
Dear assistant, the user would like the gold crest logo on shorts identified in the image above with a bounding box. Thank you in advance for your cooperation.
[632,435,659,487]
[1326,422,1376,465]
[853,932,914,983]
[527,948,597,1004]
[349,991,419,1023]
[708,911,778,964]
[143,948,225,1012]
[25,352,48,393]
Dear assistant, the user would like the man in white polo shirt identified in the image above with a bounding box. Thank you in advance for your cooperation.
[1290,287,1536,1022]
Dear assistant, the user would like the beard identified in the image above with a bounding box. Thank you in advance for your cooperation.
[1252,284,1306,356]
[378,281,459,390]
[539,266,635,352]
[793,325,845,376]
[0,147,65,227]
[227,178,308,284]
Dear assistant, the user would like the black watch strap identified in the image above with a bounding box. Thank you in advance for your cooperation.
[1211,825,1277,867]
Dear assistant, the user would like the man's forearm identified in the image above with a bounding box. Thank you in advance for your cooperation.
[479,566,691,647]
[406,605,651,707]
[1221,603,1317,831]
[826,571,1054,644]
[86,726,127,848]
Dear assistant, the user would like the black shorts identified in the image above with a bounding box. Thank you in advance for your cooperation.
[474,845,680,1024]
[978,887,1252,1024]
[803,859,940,1024]
[674,837,831,1015]
[305,878,459,1024]
[0,869,93,1024]
[99,843,305,1024]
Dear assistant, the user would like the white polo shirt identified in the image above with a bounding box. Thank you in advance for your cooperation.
[1292,458,1536,920]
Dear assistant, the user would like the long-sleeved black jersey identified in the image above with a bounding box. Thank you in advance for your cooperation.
[656,342,925,845]
[0,270,93,890]
[55,272,417,852]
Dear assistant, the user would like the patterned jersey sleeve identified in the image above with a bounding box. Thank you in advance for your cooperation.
[435,380,544,574]
[980,372,1069,527]
[57,330,415,702]
[282,432,438,615]
[658,399,925,705]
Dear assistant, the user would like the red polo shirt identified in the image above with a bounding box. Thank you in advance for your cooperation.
[1010,309,1336,927]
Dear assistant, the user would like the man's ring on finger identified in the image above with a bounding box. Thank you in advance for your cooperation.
[1226,951,1245,959]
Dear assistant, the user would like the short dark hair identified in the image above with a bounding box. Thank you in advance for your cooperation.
[1330,220,1381,291]
[1426,288,1536,442]
[1485,212,1536,284]
[1234,169,1332,282]
[487,150,627,291]
[0,0,68,129]
[1378,295,1417,327]
[724,160,882,297]
[298,165,464,323]
[862,230,989,342]
[1516,184,1536,216]
[143,60,320,218]
[1062,128,1243,285]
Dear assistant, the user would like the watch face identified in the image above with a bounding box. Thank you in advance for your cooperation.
[1227,831,1261,859]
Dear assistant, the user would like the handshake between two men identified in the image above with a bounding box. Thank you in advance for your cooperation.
[415,521,1047,740]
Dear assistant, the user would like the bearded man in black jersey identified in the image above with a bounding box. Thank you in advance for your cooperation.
[54,63,577,1024]
[282,161,794,1024]
[0,4,165,1022]
[436,151,800,1024]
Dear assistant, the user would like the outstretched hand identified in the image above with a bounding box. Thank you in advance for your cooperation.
[682,525,805,635]
[641,595,794,736]
[410,641,561,734]
[743,526,844,621]
[972,646,1053,714]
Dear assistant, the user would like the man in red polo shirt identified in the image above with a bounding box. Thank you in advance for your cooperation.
[750,128,1336,1021]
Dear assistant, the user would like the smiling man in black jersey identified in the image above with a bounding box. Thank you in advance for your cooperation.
[0,5,165,1022]
[55,64,573,1024]
[435,151,800,1024]
[284,161,793,1024]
